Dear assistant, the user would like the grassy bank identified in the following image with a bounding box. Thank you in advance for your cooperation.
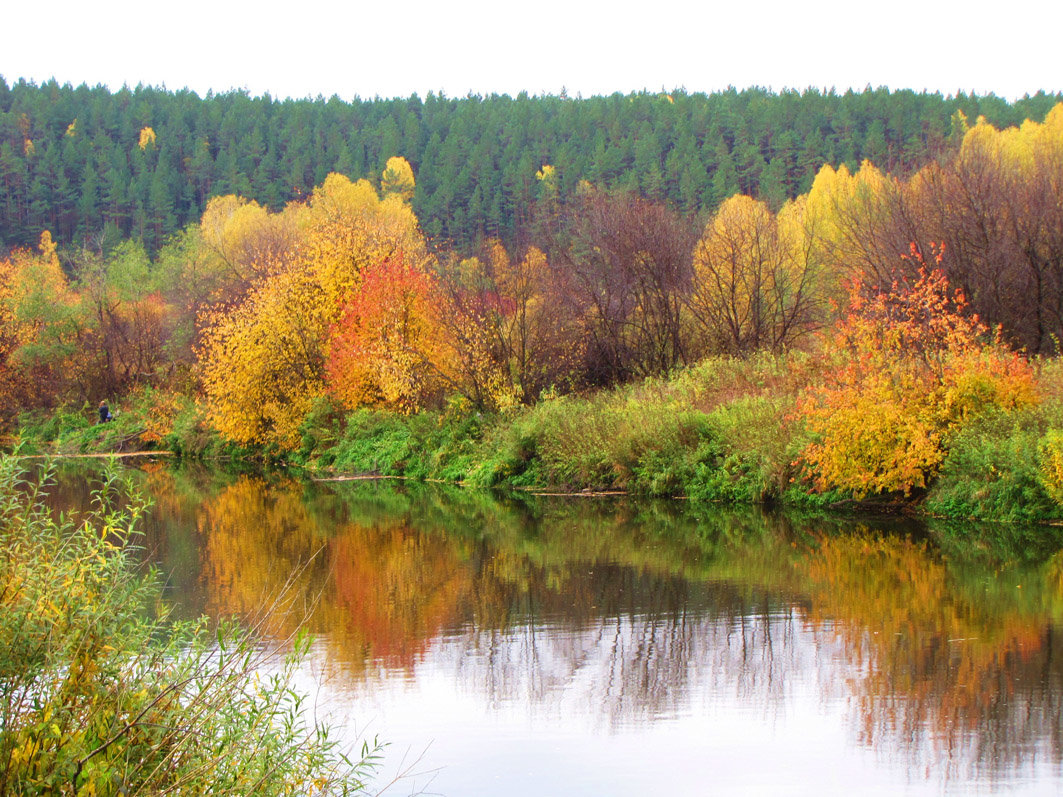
[297,352,1063,525]
[11,352,1063,526]
[0,457,381,794]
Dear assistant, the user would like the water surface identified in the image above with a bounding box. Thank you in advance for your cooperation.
[48,462,1063,795]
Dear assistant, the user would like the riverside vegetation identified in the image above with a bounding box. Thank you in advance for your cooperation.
[0,456,383,794]
[2,97,1063,525]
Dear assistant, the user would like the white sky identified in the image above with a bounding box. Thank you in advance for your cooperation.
[4,0,1061,102]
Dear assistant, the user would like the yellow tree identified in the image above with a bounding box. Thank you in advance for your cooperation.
[688,194,824,354]
[380,156,415,202]
[804,160,906,294]
[199,267,328,448]
[198,194,301,299]
[0,232,86,418]
[199,174,431,448]
[300,173,426,311]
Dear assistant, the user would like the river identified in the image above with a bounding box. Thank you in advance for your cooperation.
[46,460,1063,795]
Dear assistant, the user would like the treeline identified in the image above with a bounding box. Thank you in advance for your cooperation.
[3,106,1063,514]
[2,104,1060,422]
[2,76,1060,253]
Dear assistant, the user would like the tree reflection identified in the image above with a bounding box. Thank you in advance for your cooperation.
[800,531,1063,780]
[45,463,1063,785]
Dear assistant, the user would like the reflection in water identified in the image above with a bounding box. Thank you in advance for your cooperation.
[45,462,1063,793]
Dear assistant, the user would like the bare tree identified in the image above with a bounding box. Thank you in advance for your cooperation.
[557,189,696,385]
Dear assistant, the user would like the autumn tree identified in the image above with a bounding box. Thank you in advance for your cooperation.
[197,194,302,301]
[0,232,85,419]
[437,241,586,407]
[903,105,1063,352]
[380,156,415,202]
[801,160,913,296]
[799,250,1037,497]
[199,267,328,448]
[71,240,176,399]
[326,251,455,413]
[687,194,826,354]
[199,173,430,448]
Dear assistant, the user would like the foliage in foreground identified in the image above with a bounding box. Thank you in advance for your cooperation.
[0,457,380,795]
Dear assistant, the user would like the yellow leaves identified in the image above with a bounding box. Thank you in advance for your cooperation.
[535,164,555,182]
[1038,429,1063,505]
[804,159,897,285]
[137,126,156,150]
[302,173,424,310]
[37,230,59,268]
[689,194,823,354]
[201,269,326,447]
[199,173,432,448]
[380,155,415,202]
[798,265,1038,497]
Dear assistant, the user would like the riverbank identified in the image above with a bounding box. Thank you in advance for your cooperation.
[300,353,1063,525]
[13,352,1063,526]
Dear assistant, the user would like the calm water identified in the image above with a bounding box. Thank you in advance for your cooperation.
[47,462,1063,795]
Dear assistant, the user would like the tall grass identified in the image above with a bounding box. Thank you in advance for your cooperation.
[0,457,381,795]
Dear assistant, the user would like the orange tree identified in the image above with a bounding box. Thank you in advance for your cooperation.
[798,246,1037,497]
[325,251,456,413]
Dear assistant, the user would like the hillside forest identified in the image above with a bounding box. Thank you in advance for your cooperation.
[2,81,1063,512]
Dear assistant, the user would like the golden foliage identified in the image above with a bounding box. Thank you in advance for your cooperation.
[380,155,415,202]
[689,194,825,353]
[0,233,83,416]
[1038,429,1063,505]
[199,269,327,448]
[198,194,301,294]
[799,255,1037,496]
[199,174,431,448]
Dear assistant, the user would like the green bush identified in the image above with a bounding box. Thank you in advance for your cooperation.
[0,457,381,795]
[685,395,802,503]
[926,405,1063,523]
[325,400,487,482]
[163,395,229,458]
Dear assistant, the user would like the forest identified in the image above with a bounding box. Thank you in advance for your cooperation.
[1,77,1061,253]
[2,81,1063,519]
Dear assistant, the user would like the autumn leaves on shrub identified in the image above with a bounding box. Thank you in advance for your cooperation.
[797,247,1037,499]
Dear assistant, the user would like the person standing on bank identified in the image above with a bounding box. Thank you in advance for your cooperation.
[98,400,113,423]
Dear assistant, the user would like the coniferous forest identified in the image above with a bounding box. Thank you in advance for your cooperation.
[2,77,1060,253]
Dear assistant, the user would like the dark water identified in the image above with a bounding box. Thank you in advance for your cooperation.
[46,461,1063,795]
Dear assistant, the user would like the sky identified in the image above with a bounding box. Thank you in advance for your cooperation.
[4,0,1061,102]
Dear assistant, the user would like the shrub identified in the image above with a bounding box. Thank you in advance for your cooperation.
[927,407,1063,522]
[0,457,381,794]
[799,260,1037,498]
[687,395,803,503]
